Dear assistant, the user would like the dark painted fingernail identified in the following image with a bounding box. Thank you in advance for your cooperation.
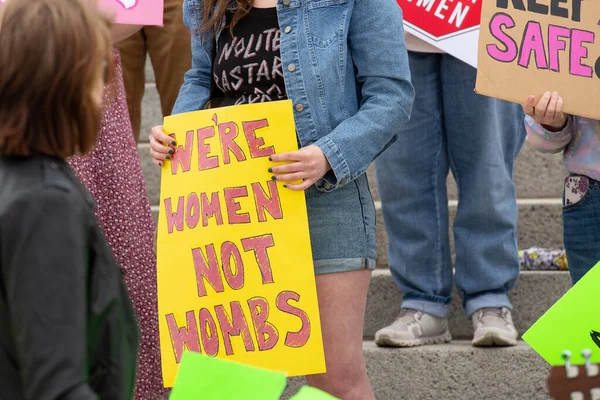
[168,149,174,155]
[159,162,163,167]
[268,167,273,173]
[166,155,171,160]
[269,156,273,161]
[283,184,288,188]
[271,176,277,180]
[171,140,177,146]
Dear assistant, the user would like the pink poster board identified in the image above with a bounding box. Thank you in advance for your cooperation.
[0,0,164,26]
[98,0,164,26]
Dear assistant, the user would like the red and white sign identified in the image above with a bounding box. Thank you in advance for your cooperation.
[397,0,482,67]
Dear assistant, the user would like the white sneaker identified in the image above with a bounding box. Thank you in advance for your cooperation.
[375,308,452,347]
[471,307,518,347]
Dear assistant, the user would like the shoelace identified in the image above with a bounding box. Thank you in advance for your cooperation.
[399,308,420,318]
[480,308,505,319]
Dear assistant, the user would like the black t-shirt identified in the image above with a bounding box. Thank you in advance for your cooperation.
[212,7,288,107]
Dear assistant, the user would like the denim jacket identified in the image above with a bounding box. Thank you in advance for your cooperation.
[172,0,414,192]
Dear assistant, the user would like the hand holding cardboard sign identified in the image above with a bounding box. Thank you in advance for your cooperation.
[523,92,568,131]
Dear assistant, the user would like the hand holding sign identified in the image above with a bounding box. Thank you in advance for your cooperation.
[476,0,600,119]
[522,92,568,130]
[270,146,332,191]
[149,124,176,167]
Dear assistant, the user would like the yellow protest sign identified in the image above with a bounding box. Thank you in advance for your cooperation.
[475,0,600,119]
[156,101,326,387]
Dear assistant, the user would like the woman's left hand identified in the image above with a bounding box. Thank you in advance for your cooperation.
[270,145,332,190]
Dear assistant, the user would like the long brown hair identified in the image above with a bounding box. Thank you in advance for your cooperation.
[199,0,252,37]
[0,0,114,158]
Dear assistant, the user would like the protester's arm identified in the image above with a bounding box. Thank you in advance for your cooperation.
[524,115,573,154]
[1,189,98,400]
[310,0,414,191]
[523,92,572,154]
[112,24,143,43]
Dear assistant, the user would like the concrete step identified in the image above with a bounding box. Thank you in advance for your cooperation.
[282,341,549,400]
[138,84,566,200]
[375,198,564,268]
[364,269,570,340]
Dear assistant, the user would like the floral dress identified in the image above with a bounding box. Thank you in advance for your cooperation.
[68,49,164,399]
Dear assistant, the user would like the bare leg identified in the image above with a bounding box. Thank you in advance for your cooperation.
[306,270,375,400]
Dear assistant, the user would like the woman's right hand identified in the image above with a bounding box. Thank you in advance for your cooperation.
[522,91,568,131]
[149,125,177,167]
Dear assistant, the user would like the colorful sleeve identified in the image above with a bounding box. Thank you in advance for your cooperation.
[524,115,573,154]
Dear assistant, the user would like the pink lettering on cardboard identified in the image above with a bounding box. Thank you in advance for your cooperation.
[518,21,548,69]
[487,13,518,63]
[570,29,595,77]
[548,25,571,72]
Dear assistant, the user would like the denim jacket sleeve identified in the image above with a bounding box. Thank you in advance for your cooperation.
[313,0,414,191]
[171,0,213,115]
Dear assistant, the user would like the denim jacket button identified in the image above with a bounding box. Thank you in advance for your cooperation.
[284,26,292,34]
[324,182,332,190]
[340,178,347,185]
[295,103,304,112]
[287,63,296,72]
[282,0,290,5]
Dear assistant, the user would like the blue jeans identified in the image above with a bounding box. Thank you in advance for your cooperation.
[374,52,526,318]
[563,178,600,284]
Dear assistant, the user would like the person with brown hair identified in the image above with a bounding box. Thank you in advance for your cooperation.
[0,0,139,399]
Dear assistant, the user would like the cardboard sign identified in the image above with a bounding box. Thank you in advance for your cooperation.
[0,0,164,25]
[157,101,326,388]
[397,0,482,67]
[475,0,600,119]
[523,261,600,366]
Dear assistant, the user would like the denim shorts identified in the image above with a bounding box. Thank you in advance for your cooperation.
[305,174,377,275]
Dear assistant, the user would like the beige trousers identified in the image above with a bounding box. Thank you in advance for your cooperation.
[117,0,191,141]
